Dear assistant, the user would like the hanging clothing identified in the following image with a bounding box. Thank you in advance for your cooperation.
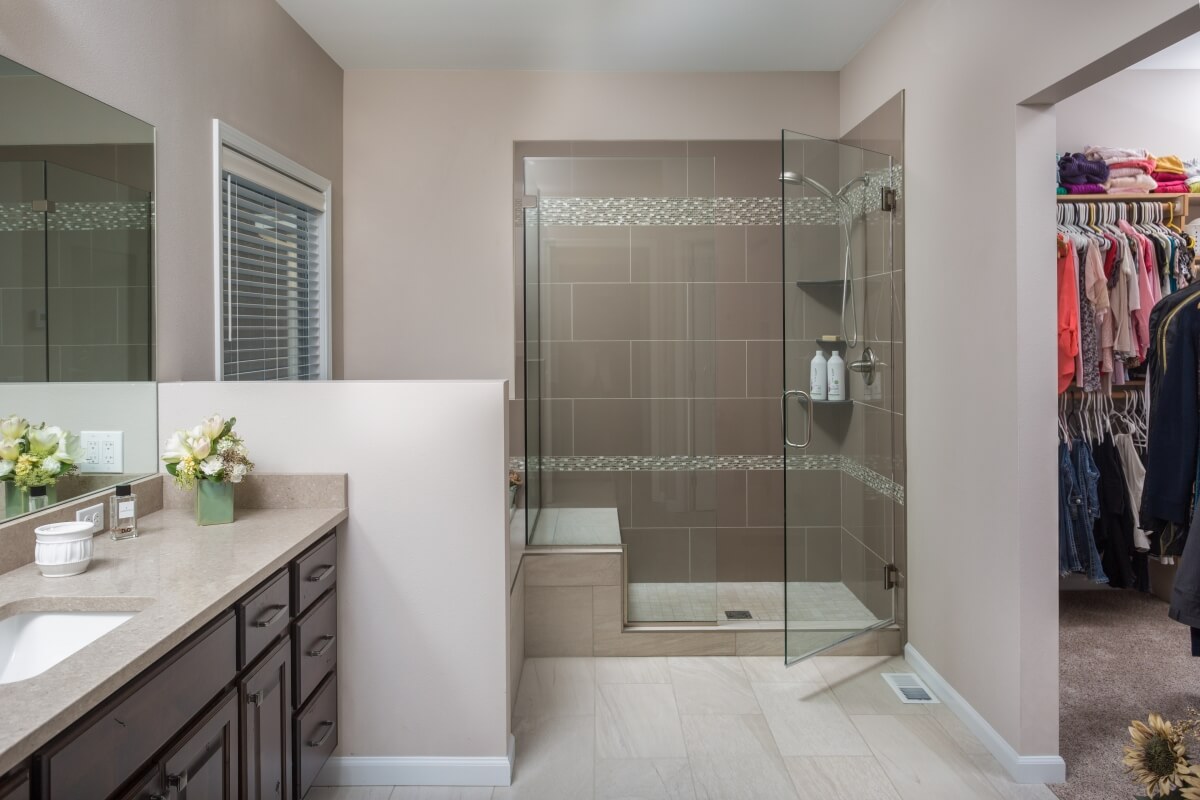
[1141,281,1200,542]
[1058,237,1081,394]
[1114,432,1152,552]
[1092,435,1148,590]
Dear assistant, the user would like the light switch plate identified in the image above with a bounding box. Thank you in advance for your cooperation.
[79,431,123,474]
[76,503,104,534]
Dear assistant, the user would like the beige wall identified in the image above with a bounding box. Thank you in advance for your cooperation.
[1056,68,1200,155]
[0,0,344,380]
[341,70,840,384]
[158,381,512,768]
[839,0,1198,763]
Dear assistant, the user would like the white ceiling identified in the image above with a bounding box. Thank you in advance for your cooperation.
[275,0,906,71]
[1131,31,1200,69]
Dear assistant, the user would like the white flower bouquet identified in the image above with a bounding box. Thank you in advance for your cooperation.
[0,415,83,489]
[161,415,254,490]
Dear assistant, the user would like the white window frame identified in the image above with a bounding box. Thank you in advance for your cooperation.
[212,119,333,380]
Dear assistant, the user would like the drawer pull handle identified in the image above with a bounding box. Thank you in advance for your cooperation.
[253,604,287,628]
[167,772,187,790]
[248,690,264,707]
[308,634,336,658]
[307,720,335,748]
[307,564,335,583]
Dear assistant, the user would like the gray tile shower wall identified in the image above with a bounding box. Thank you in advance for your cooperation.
[515,125,906,617]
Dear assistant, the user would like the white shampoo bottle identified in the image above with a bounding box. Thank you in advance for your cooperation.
[827,351,846,401]
[810,350,828,400]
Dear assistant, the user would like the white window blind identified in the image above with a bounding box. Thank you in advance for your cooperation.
[220,146,327,381]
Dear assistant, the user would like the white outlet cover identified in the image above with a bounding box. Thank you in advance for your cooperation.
[78,431,123,474]
[75,503,104,535]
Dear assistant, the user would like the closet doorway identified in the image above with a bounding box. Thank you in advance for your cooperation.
[1049,30,1200,800]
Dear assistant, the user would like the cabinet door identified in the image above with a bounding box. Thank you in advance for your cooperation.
[242,638,292,800]
[0,769,29,800]
[162,690,239,800]
[119,768,164,800]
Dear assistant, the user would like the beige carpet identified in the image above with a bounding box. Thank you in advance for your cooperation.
[1055,590,1200,800]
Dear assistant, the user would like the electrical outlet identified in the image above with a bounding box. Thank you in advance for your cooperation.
[79,431,123,474]
[76,503,104,534]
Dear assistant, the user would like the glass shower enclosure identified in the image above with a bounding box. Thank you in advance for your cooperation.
[520,134,901,660]
[0,160,153,382]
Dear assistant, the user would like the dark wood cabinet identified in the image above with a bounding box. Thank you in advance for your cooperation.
[42,612,237,800]
[0,769,29,800]
[23,526,340,800]
[118,769,163,800]
[242,639,292,800]
[162,690,240,800]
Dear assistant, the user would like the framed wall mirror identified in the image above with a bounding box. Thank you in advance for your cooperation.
[0,53,157,522]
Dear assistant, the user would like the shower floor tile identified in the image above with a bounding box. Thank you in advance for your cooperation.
[628,581,880,625]
[530,507,622,546]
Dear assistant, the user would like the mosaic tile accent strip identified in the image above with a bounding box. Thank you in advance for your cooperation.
[538,196,836,227]
[0,200,152,232]
[533,165,902,228]
[510,453,904,505]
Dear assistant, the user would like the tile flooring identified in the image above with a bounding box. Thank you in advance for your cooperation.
[628,581,879,624]
[310,655,1057,800]
[529,508,623,546]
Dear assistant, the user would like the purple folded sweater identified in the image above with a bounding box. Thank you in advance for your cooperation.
[1058,152,1110,185]
[1063,183,1107,194]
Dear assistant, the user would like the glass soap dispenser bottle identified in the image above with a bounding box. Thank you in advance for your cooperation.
[109,484,138,540]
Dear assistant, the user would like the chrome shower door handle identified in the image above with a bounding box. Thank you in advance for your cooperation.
[782,389,813,449]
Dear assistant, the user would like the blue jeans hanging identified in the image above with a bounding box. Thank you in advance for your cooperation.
[1071,440,1109,584]
[1059,442,1083,576]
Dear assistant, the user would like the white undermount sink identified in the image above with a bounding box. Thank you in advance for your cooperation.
[0,610,136,685]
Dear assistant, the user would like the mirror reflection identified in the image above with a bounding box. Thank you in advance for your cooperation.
[0,54,157,522]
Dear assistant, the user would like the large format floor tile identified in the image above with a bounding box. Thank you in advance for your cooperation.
[596,656,673,684]
[596,683,688,759]
[308,789,395,800]
[813,656,928,716]
[852,715,1005,800]
[753,681,873,757]
[669,657,760,714]
[739,655,826,684]
[513,657,595,718]
[391,788,496,800]
[689,753,800,800]
[595,758,697,800]
[494,715,594,800]
[680,714,780,757]
[784,756,902,799]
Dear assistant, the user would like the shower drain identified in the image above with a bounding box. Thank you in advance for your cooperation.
[725,610,753,620]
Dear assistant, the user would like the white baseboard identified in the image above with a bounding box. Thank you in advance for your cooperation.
[904,644,1065,785]
[316,734,516,787]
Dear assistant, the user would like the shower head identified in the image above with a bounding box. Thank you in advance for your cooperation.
[779,171,835,200]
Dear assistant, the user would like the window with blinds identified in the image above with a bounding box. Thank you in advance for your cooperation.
[219,144,328,380]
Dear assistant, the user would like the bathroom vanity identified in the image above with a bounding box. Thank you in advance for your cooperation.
[0,500,347,800]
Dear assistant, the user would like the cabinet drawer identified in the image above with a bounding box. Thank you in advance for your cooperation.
[44,611,237,800]
[0,768,29,800]
[238,569,291,668]
[294,673,337,799]
[292,533,336,615]
[293,589,337,708]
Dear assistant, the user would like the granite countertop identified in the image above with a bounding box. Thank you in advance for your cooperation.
[0,505,348,776]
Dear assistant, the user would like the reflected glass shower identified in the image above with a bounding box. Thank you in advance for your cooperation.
[0,160,153,382]
[520,137,902,645]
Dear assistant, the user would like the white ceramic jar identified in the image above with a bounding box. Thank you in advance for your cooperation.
[34,521,95,577]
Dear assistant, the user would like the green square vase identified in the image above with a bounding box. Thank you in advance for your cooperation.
[3,482,55,518]
[196,481,234,526]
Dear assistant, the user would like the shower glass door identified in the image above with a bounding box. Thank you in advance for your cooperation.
[782,130,897,664]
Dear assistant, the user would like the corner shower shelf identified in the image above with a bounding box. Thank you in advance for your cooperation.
[812,399,853,407]
[814,337,846,347]
[796,279,845,287]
